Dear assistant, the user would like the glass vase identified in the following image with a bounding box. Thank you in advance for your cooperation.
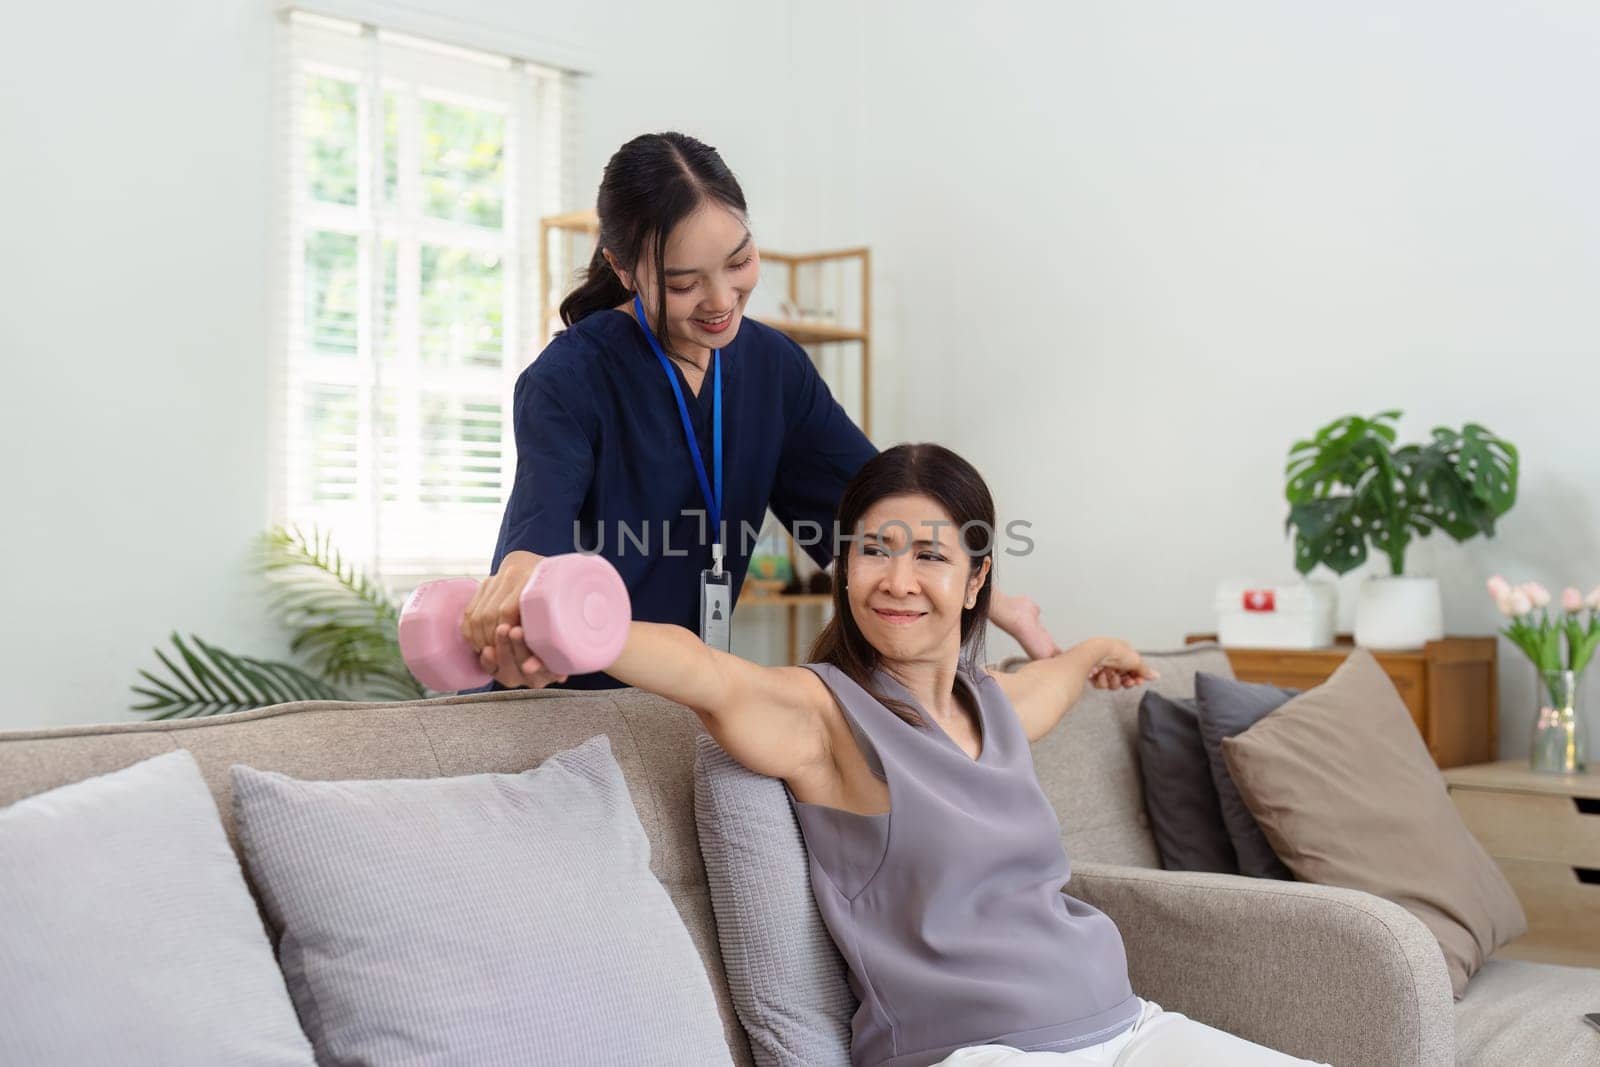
[1530,670,1588,775]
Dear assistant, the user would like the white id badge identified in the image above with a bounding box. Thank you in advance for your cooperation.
[699,568,733,651]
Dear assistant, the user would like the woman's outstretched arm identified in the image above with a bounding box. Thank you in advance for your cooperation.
[989,637,1157,742]
[500,620,830,781]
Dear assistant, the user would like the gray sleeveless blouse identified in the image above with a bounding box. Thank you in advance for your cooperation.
[786,662,1139,1067]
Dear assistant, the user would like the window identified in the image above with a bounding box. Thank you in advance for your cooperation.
[272,11,575,584]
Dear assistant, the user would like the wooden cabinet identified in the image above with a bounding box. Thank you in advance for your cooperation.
[1443,760,1600,968]
[1183,634,1497,769]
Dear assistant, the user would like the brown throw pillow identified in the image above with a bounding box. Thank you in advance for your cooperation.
[1219,649,1526,999]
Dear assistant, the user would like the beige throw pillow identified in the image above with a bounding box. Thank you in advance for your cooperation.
[1220,649,1526,998]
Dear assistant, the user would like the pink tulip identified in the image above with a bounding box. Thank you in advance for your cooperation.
[1495,590,1518,617]
[1521,582,1551,609]
[1508,589,1534,616]
[1487,575,1511,601]
[1588,586,1600,611]
[1563,587,1585,613]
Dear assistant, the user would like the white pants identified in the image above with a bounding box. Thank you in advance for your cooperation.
[935,999,1328,1066]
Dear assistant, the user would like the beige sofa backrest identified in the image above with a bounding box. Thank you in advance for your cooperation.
[1037,642,1234,866]
[0,643,1232,1064]
[0,686,758,1061]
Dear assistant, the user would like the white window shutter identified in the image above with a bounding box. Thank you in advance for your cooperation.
[270,10,576,589]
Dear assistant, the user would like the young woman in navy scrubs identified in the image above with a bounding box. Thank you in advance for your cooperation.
[462,132,1057,691]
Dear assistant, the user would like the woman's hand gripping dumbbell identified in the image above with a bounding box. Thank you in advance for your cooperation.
[399,552,630,691]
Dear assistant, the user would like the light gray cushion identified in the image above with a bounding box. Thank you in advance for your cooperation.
[1193,672,1298,879]
[693,735,854,1067]
[231,734,732,1066]
[1455,957,1600,1065]
[0,750,314,1067]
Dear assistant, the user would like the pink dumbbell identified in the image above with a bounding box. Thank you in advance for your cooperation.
[399,554,631,692]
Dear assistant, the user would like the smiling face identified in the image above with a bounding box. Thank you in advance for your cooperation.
[846,493,992,667]
[606,199,760,360]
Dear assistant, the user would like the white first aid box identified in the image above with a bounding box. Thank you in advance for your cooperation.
[1214,579,1337,649]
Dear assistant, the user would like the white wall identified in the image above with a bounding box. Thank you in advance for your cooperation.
[0,0,854,729]
[1,2,284,730]
[851,0,1600,756]
[5,1,1595,757]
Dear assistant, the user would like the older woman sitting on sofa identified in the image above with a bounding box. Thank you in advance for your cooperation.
[500,442,1325,1067]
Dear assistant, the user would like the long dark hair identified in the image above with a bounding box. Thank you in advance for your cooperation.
[807,444,996,727]
[559,132,748,355]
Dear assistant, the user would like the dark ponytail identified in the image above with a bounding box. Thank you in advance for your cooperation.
[559,132,749,340]
[563,246,631,326]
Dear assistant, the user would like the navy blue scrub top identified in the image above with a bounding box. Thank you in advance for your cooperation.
[481,308,876,691]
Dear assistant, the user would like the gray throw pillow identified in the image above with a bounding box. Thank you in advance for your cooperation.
[1136,691,1238,873]
[1193,672,1298,879]
[0,750,315,1067]
[232,734,732,1067]
[693,736,854,1067]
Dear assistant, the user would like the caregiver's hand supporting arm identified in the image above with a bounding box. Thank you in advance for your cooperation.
[988,589,1061,659]
[510,620,830,781]
[465,550,566,690]
[990,638,1158,743]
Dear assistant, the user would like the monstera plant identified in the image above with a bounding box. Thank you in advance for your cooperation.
[131,527,424,718]
[1285,411,1519,576]
[1284,411,1518,649]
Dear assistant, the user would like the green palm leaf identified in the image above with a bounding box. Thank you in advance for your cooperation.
[252,525,424,700]
[132,634,346,719]
[130,525,430,718]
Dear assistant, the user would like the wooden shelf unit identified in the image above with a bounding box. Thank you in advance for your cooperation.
[757,246,872,436]
[539,210,871,664]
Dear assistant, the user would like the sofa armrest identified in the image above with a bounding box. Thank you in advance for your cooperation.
[1069,863,1454,1067]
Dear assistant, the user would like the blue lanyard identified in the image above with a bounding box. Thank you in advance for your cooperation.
[633,294,723,569]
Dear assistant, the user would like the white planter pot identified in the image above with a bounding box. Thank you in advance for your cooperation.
[1354,576,1444,650]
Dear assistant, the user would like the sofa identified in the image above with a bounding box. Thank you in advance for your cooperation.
[1,642,1595,1065]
